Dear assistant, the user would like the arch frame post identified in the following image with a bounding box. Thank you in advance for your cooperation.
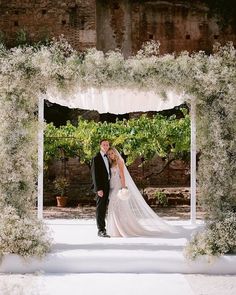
[190,98,197,224]
[37,96,44,219]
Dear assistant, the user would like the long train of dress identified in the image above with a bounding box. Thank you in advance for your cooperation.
[107,165,177,237]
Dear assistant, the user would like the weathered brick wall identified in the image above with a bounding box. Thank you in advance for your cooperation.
[96,0,132,57]
[130,155,190,187]
[44,157,92,205]
[44,155,189,205]
[0,1,235,53]
[97,0,236,56]
[0,0,96,49]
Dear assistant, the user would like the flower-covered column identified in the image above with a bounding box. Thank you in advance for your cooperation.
[0,45,51,258]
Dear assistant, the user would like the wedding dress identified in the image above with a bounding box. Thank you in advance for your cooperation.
[107,151,177,237]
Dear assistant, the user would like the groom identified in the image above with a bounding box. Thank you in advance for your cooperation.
[91,139,111,238]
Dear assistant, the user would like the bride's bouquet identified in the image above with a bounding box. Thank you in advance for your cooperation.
[117,187,131,200]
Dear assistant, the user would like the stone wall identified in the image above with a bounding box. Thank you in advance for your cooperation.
[0,0,96,49]
[97,0,236,56]
[0,1,235,54]
[44,155,189,205]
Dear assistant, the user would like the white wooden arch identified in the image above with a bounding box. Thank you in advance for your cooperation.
[37,87,196,223]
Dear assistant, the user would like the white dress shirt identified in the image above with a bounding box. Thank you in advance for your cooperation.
[100,151,110,179]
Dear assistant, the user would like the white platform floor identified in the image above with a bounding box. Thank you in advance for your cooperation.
[0,219,235,274]
[1,273,236,295]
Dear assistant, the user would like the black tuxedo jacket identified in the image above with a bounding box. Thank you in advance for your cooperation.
[91,152,110,193]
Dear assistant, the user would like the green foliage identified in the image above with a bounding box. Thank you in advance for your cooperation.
[53,176,70,196]
[44,122,82,164]
[0,31,5,44]
[155,191,168,207]
[44,110,190,166]
[16,29,28,47]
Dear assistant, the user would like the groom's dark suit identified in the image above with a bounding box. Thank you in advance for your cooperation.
[91,152,110,232]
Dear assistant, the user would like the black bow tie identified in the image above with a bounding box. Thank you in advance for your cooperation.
[104,154,108,158]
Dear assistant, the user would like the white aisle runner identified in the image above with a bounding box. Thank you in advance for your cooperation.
[0,219,235,275]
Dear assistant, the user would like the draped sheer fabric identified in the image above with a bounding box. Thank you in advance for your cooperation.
[43,86,185,114]
[107,150,177,237]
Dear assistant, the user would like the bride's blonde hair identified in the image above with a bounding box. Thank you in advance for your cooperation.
[108,147,119,166]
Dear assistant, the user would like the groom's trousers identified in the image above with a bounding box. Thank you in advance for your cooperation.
[96,185,109,232]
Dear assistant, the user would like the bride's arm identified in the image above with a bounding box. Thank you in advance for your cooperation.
[118,159,126,188]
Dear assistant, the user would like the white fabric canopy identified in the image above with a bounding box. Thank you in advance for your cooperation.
[43,87,185,114]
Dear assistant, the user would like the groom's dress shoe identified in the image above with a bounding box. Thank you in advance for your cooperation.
[98,230,110,238]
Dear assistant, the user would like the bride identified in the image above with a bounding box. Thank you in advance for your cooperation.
[107,147,177,237]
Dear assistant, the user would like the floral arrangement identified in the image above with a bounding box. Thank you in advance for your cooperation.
[0,206,51,258]
[117,188,131,201]
[185,212,236,259]
[0,37,235,258]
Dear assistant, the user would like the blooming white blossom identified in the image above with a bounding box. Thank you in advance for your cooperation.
[0,207,52,258]
[0,39,235,259]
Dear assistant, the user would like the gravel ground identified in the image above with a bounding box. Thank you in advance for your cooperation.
[40,205,204,220]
